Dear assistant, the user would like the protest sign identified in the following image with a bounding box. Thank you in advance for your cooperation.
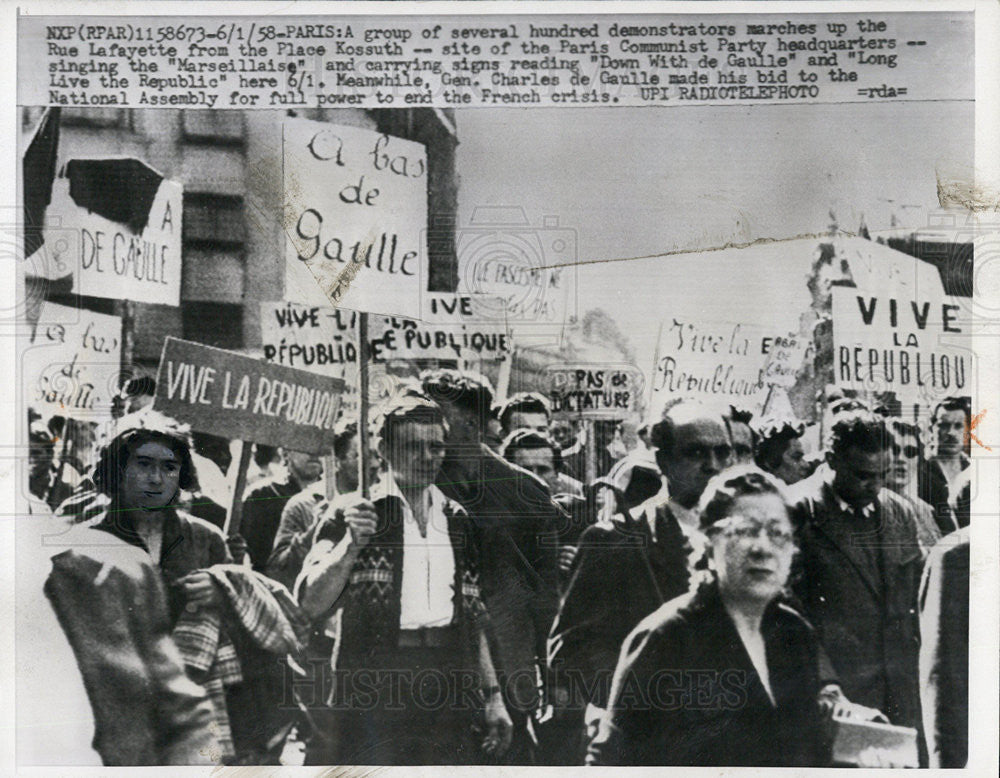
[456,212,576,326]
[153,337,345,455]
[650,317,769,414]
[648,316,810,415]
[760,331,810,388]
[543,364,643,420]
[283,118,427,318]
[23,302,122,418]
[369,293,511,363]
[832,285,971,402]
[260,301,358,375]
[42,158,182,306]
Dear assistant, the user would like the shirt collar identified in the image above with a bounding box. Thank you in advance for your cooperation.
[667,498,701,530]
[831,488,876,519]
[371,471,445,514]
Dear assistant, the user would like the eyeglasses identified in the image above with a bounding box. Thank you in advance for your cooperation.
[891,444,920,459]
[708,517,795,547]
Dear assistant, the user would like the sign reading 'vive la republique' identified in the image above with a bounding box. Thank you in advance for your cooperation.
[153,337,345,456]
[832,285,971,402]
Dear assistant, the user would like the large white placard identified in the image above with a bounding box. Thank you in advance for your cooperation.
[283,118,427,318]
[42,159,182,306]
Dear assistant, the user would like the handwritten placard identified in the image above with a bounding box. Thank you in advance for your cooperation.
[543,363,643,420]
[260,301,358,375]
[283,118,427,318]
[832,286,970,401]
[43,158,182,306]
[23,302,122,418]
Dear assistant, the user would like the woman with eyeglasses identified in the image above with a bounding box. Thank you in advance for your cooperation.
[587,466,885,767]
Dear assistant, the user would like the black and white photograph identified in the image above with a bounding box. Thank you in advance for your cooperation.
[3,2,996,773]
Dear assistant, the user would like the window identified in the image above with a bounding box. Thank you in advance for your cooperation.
[61,108,129,129]
[181,110,245,144]
[182,301,243,350]
[183,193,246,248]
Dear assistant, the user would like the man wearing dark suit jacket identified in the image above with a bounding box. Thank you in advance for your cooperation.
[790,411,929,763]
[919,526,969,768]
[546,402,733,761]
[420,370,562,764]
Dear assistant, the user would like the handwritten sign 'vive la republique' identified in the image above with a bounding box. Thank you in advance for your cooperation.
[153,337,345,455]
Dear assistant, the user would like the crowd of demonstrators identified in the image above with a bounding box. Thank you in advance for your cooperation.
[24,363,973,767]
[239,448,324,572]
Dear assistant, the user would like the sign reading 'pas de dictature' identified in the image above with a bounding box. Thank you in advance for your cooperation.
[283,118,427,319]
[153,337,345,455]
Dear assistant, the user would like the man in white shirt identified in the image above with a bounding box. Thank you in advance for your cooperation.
[295,392,512,765]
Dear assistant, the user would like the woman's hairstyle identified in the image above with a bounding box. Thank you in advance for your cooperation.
[691,465,796,587]
[92,409,199,498]
[697,465,790,532]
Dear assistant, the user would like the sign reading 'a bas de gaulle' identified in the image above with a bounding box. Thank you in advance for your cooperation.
[832,286,970,401]
[153,337,345,455]
[283,118,427,319]
[544,364,643,420]
[23,302,122,418]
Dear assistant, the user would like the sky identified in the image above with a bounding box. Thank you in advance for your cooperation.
[454,101,973,362]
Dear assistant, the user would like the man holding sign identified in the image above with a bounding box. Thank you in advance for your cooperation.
[295,391,512,764]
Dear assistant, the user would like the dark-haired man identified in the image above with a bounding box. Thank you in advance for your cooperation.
[499,393,583,493]
[790,411,928,760]
[420,370,561,763]
[239,448,323,571]
[547,401,732,759]
[921,398,971,530]
[267,419,373,590]
[497,392,551,436]
[295,392,511,764]
[499,429,594,580]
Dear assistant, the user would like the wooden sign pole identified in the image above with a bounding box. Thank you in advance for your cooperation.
[358,312,372,500]
[117,300,135,391]
[223,440,253,540]
[584,418,598,485]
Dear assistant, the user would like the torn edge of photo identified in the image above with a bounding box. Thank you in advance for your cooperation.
[1,0,997,775]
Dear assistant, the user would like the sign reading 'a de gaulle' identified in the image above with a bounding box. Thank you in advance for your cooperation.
[832,286,970,402]
[543,364,643,420]
[43,158,183,306]
[153,337,345,455]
